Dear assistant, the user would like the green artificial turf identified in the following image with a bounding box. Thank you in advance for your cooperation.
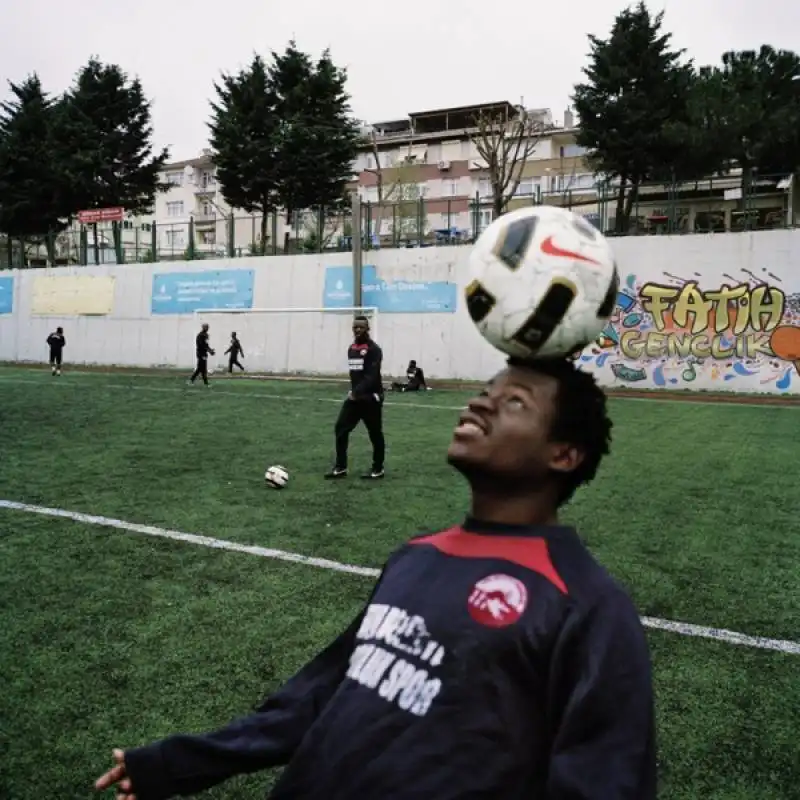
[0,367,798,799]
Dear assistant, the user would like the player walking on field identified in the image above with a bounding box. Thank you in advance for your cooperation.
[188,324,214,386]
[324,315,386,481]
[225,332,245,373]
[95,357,656,800]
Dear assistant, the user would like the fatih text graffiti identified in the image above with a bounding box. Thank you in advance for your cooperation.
[584,271,800,390]
[621,282,784,360]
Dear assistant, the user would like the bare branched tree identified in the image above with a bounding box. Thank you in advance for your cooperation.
[363,130,415,241]
[471,108,545,216]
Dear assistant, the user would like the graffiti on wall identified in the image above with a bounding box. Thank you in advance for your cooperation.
[579,269,800,392]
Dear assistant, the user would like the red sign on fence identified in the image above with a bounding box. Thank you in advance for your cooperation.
[77,207,125,225]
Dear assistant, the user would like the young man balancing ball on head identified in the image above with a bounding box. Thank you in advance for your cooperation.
[94,357,656,800]
[324,315,386,481]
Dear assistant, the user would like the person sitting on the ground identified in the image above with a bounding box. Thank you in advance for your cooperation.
[391,360,427,392]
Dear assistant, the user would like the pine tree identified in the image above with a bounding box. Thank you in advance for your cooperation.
[708,47,800,183]
[209,55,281,254]
[572,2,694,232]
[61,58,169,252]
[209,41,360,253]
[270,43,360,240]
[0,75,72,254]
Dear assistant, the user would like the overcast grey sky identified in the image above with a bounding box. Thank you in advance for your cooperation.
[3,0,798,162]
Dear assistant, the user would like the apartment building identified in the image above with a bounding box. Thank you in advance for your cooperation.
[145,101,595,256]
[155,151,296,257]
[353,101,596,241]
[63,101,594,262]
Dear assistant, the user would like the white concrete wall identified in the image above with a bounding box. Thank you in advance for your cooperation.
[1,228,799,393]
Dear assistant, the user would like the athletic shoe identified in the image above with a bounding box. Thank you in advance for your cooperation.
[360,469,385,480]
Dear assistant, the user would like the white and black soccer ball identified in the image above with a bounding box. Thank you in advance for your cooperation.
[464,206,619,359]
[264,464,289,489]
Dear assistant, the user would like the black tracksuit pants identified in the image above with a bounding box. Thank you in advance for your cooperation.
[190,356,209,384]
[334,396,385,471]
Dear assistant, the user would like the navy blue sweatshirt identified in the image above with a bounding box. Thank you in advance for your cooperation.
[195,332,212,358]
[124,519,656,799]
[347,338,383,398]
[47,332,65,353]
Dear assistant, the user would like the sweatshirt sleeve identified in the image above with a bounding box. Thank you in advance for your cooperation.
[545,589,657,799]
[353,344,382,397]
[123,605,374,800]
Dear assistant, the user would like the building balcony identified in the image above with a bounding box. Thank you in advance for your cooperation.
[193,211,217,224]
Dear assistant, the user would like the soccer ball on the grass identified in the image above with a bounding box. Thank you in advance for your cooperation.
[464,206,619,359]
[265,465,289,489]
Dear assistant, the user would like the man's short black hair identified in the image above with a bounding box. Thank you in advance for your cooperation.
[508,357,613,506]
[353,315,370,325]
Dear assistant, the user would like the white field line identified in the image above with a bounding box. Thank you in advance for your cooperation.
[1,499,798,657]
[1,374,799,412]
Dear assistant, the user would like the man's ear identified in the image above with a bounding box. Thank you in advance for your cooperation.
[549,443,585,475]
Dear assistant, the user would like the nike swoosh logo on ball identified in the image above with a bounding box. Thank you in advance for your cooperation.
[540,235,600,265]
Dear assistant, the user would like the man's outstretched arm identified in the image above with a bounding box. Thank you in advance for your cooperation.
[94,566,391,800]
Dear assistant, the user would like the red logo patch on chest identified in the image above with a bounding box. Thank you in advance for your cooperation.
[467,573,528,628]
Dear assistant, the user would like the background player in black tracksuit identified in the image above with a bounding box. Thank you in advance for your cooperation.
[391,359,427,392]
[225,332,245,373]
[324,315,385,481]
[188,324,215,386]
[46,327,65,376]
[95,358,656,800]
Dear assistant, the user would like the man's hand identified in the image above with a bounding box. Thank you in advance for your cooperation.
[347,391,354,401]
[95,748,137,799]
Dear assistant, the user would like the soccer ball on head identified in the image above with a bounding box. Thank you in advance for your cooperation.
[265,465,289,489]
[464,206,619,360]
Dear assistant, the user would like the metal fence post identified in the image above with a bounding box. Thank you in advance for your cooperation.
[352,192,363,309]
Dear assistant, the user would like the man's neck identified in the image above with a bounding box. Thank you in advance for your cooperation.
[469,488,559,528]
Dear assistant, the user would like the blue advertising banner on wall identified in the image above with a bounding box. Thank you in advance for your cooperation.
[151,269,254,315]
[0,276,13,314]
[323,265,457,313]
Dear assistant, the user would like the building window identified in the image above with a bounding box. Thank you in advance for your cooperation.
[164,230,185,248]
[200,171,216,188]
[166,201,184,217]
[478,179,492,198]
[515,180,533,197]
[570,173,596,190]
[165,172,183,186]
[440,211,460,228]
[562,144,589,158]
[443,179,459,197]
[199,230,216,245]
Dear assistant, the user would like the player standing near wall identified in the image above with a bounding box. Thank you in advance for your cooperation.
[46,327,66,376]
